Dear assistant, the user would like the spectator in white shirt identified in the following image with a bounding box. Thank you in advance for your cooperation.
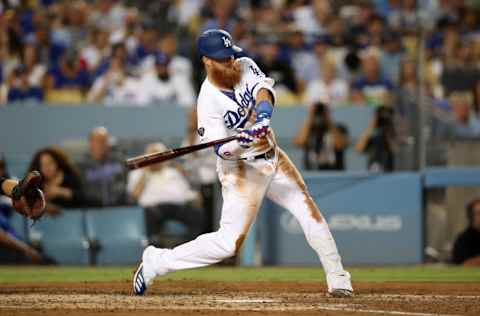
[87,56,145,105]
[127,143,204,245]
[140,52,196,107]
[81,28,111,72]
[22,44,47,88]
[305,58,349,107]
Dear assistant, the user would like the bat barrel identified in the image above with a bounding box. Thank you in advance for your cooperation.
[125,135,238,170]
[125,158,143,170]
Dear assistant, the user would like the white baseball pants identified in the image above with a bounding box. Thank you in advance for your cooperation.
[144,148,351,291]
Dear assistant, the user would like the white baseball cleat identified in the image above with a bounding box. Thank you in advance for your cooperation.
[133,263,147,295]
[328,288,354,298]
[132,245,159,295]
[326,271,353,298]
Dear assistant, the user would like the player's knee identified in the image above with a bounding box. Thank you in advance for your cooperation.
[226,233,248,258]
[217,230,241,258]
[222,241,237,258]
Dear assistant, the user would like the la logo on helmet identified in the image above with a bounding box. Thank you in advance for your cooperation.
[222,36,232,48]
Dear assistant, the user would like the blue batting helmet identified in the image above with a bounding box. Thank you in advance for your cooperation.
[197,29,241,60]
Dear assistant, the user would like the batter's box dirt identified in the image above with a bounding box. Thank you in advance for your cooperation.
[1,281,479,316]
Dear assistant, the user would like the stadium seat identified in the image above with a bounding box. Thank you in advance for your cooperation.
[152,219,190,248]
[345,148,368,171]
[161,220,189,236]
[28,210,89,265]
[60,139,88,163]
[85,207,148,265]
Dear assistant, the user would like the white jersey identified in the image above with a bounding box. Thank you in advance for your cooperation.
[197,57,277,160]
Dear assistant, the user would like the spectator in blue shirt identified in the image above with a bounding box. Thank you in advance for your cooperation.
[95,42,136,79]
[351,50,394,107]
[78,127,128,207]
[380,31,404,85]
[45,51,90,103]
[28,23,66,68]
[449,92,480,138]
[128,26,159,70]
[19,9,35,37]
[6,66,43,104]
[47,52,90,89]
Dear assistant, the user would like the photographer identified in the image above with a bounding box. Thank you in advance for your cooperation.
[294,103,349,170]
[355,106,395,172]
[452,198,480,266]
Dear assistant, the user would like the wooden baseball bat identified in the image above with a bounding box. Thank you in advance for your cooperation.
[125,135,238,170]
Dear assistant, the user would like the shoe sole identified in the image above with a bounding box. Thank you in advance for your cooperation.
[132,262,145,296]
[328,289,353,298]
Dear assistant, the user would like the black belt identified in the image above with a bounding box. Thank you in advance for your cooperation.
[241,148,275,161]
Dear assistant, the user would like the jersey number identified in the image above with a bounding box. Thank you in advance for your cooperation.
[249,65,264,77]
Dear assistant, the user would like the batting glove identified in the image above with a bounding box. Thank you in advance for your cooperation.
[249,118,270,138]
[237,129,257,149]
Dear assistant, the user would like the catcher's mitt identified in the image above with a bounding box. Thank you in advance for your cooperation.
[11,171,46,220]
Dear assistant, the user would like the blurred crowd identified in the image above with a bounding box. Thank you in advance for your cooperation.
[0,1,479,117]
[0,0,197,107]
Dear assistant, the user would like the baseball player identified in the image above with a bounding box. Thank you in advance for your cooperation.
[0,171,46,220]
[133,29,353,297]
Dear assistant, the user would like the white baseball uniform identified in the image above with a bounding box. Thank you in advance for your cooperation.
[142,57,352,292]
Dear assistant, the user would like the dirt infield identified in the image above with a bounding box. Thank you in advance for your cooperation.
[1,281,479,316]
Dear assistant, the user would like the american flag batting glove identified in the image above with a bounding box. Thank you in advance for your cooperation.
[237,129,256,148]
[251,100,273,138]
[249,118,270,138]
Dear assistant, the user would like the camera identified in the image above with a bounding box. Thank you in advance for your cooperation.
[375,106,393,129]
[312,102,330,133]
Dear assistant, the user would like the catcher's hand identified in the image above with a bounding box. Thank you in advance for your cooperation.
[11,171,46,220]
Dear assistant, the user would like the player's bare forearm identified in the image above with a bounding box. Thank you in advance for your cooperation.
[354,132,370,153]
[294,109,315,147]
[256,88,274,106]
[355,123,374,153]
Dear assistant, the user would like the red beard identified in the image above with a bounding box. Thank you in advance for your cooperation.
[210,62,242,89]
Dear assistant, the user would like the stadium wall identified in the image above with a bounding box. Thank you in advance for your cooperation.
[0,105,372,176]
